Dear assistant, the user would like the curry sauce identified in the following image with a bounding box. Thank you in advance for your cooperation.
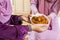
[32,16,48,24]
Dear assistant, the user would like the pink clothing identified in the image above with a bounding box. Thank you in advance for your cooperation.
[28,0,60,40]
[0,0,12,24]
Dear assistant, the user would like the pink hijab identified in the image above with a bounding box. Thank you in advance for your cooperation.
[0,0,12,24]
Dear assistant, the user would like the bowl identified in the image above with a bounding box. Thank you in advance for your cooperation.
[30,14,50,25]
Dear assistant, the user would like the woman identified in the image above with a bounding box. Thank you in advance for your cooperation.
[0,0,49,40]
[29,0,60,40]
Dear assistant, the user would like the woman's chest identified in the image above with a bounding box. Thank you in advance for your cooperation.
[39,0,56,8]
[0,0,6,7]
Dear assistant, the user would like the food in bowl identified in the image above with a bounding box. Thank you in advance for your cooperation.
[31,15,48,24]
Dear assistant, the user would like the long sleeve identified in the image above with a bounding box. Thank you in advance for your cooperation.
[0,24,29,40]
[15,25,29,40]
[48,0,60,30]
[10,15,22,25]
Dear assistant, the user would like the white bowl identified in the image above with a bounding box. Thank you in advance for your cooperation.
[30,14,50,25]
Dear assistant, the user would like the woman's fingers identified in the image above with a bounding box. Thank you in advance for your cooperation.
[21,16,29,22]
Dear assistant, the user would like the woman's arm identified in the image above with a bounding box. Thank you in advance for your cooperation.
[15,24,48,33]
[0,23,48,40]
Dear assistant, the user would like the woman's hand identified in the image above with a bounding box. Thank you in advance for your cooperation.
[21,15,31,23]
[21,11,40,23]
[30,24,49,32]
